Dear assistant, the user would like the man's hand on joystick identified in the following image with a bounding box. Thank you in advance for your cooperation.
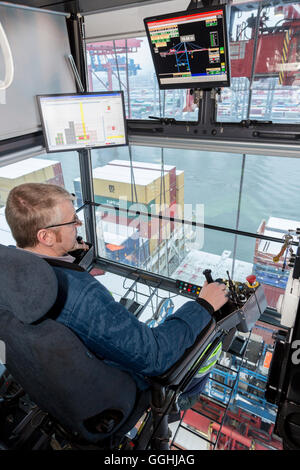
[198,281,229,312]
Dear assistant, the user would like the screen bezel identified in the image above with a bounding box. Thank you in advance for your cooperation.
[36,91,128,153]
[144,5,231,90]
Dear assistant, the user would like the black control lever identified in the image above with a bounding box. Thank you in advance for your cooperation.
[203,269,214,284]
[203,269,226,323]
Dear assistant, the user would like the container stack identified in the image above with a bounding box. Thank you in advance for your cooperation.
[0,158,64,206]
[107,159,177,204]
[73,160,184,268]
[107,160,177,246]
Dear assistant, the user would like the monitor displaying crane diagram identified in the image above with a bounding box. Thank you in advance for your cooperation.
[144,6,230,89]
[37,92,128,153]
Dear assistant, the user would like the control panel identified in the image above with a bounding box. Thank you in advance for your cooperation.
[176,280,201,297]
[176,271,259,305]
[176,269,268,333]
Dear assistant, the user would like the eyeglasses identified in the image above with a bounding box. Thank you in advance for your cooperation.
[44,214,82,229]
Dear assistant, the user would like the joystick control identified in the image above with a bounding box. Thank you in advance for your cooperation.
[203,269,214,284]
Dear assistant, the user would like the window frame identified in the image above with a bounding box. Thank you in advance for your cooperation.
[82,1,300,149]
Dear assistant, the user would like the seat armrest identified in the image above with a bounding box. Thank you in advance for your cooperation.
[148,317,217,387]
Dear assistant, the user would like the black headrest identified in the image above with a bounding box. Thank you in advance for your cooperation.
[0,245,58,324]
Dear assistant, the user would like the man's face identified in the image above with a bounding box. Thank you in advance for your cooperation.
[51,199,81,256]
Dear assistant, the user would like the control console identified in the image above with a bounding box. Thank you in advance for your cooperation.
[176,280,201,297]
[176,269,267,333]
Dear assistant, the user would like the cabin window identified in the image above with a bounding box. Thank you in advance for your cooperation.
[84,1,300,125]
[85,37,198,122]
[0,151,85,245]
[87,145,300,310]
[218,1,300,123]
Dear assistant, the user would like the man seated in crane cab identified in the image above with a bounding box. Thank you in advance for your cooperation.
[5,183,228,406]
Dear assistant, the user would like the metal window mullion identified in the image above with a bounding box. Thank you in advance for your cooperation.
[78,149,98,257]
[88,200,299,246]
[125,38,131,119]
[128,135,300,158]
[246,2,263,120]
[85,30,146,43]
[127,145,148,269]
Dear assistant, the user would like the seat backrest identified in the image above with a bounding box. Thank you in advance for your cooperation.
[0,245,137,443]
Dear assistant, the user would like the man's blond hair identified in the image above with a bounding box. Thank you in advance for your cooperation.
[5,183,74,248]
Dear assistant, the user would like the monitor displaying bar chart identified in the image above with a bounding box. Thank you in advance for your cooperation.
[37,92,128,153]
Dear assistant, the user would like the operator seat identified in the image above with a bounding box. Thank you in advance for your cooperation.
[0,244,221,450]
[0,245,148,447]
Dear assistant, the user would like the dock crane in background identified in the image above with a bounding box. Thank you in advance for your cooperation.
[229,3,300,86]
[86,39,142,117]
[85,6,300,118]
[184,3,300,114]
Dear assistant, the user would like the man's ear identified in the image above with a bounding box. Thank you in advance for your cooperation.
[36,228,55,247]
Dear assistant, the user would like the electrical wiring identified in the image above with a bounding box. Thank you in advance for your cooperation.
[0,21,14,90]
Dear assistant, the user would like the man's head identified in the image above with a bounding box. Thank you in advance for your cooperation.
[5,183,82,256]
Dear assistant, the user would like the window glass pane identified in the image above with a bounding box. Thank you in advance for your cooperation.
[239,154,300,234]
[90,146,300,319]
[92,145,242,229]
[90,146,242,278]
[170,318,283,450]
[218,1,300,124]
[0,152,83,245]
[195,321,283,450]
[86,38,198,121]
[235,154,300,309]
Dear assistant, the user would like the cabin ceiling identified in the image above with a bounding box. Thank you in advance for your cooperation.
[3,0,176,15]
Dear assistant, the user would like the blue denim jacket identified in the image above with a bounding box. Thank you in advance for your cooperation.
[53,266,212,390]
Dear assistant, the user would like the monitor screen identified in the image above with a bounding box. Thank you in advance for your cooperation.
[144,6,230,90]
[37,92,128,153]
